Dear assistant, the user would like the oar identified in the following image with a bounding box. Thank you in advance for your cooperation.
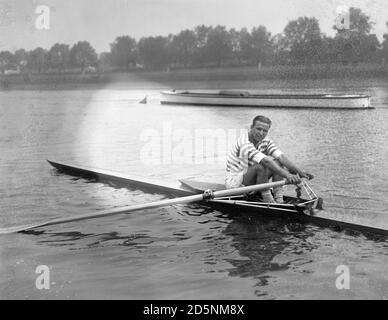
[0,180,286,235]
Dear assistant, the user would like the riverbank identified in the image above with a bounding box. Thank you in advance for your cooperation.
[1,63,387,91]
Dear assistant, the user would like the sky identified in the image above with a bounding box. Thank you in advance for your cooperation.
[0,0,387,53]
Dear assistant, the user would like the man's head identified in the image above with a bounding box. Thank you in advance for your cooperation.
[249,115,272,143]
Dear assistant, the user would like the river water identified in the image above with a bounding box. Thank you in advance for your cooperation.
[0,77,387,299]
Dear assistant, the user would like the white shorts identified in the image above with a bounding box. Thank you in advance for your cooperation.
[225,171,245,189]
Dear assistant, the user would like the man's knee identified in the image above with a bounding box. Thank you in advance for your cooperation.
[252,163,268,174]
[273,158,283,167]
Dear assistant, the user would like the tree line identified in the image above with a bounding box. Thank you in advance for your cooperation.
[1,7,388,74]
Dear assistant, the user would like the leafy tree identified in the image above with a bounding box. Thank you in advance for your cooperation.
[28,47,47,73]
[98,52,111,69]
[69,41,98,72]
[283,17,322,64]
[382,22,388,65]
[193,25,212,64]
[170,29,197,67]
[240,26,273,65]
[14,49,28,69]
[239,28,253,63]
[109,36,137,70]
[203,25,233,66]
[0,51,14,73]
[47,43,70,72]
[272,33,289,64]
[318,36,340,63]
[228,28,244,64]
[349,8,373,34]
[138,36,170,69]
[334,7,374,36]
[333,7,377,63]
[357,34,379,62]
[0,51,14,74]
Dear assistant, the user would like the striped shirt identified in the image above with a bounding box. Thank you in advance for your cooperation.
[226,131,283,174]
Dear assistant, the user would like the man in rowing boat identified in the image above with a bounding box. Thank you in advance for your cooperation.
[226,115,313,203]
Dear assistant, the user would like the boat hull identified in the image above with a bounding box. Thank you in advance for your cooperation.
[47,160,387,235]
[160,90,372,109]
[47,160,192,197]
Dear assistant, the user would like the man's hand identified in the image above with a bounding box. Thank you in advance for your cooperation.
[285,174,302,185]
[298,172,314,180]
[277,155,314,181]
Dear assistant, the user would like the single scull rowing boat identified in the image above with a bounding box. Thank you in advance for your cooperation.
[1,160,387,235]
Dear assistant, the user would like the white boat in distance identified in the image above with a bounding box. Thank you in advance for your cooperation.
[160,90,372,109]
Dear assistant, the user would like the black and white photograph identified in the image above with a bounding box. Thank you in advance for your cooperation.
[0,0,387,302]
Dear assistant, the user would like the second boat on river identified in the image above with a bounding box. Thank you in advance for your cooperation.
[160,90,372,109]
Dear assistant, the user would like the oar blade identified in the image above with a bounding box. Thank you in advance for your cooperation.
[0,224,38,235]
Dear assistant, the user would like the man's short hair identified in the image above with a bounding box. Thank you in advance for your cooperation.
[251,115,272,127]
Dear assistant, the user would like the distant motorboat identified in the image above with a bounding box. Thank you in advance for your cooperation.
[160,90,372,109]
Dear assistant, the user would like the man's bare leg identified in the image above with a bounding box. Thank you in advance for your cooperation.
[242,164,275,203]
[272,160,285,203]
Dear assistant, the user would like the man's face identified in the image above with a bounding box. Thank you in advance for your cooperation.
[250,121,270,143]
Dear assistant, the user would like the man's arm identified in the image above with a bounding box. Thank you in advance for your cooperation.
[277,154,314,180]
[260,156,301,184]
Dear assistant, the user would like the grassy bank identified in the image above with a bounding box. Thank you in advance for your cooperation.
[1,63,387,91]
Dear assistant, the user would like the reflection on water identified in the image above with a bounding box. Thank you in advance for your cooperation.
[222,214,314,297]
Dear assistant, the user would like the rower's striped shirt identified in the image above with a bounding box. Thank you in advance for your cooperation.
[226,131,283,173]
